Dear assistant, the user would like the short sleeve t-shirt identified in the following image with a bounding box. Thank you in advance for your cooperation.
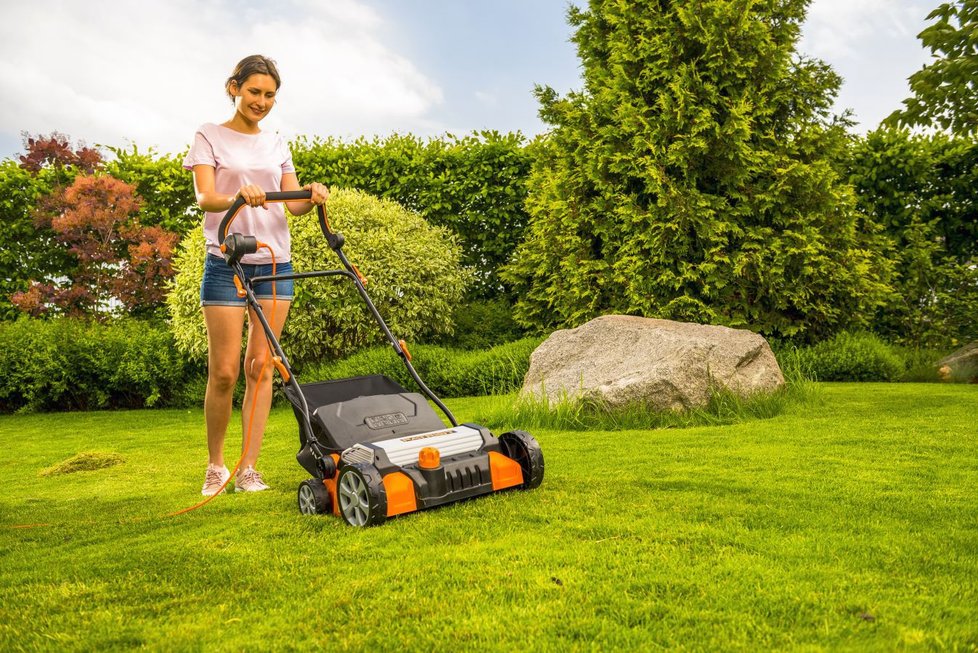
[183,123,296,264]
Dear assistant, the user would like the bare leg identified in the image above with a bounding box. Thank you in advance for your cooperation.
[240,298,292,469]
[203,305,247,467]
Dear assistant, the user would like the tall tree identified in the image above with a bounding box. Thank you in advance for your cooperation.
[885,0,977,137]
[0,133,101,319]
[11,175,178,320]
[7,134,182,320]
[504,0,890,340]
[848,128,978,347]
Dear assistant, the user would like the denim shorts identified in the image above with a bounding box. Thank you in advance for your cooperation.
[200,255,295,306]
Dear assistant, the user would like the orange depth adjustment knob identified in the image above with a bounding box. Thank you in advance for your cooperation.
[399,339,412,361]
[271,356,291,383]
[418,447,441,470]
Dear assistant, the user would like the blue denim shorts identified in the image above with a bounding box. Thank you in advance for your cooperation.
[200,255,295,306]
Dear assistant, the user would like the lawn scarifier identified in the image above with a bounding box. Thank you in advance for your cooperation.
[206,189,544,526]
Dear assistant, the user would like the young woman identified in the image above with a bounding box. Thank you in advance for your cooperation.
[183,55,329,495]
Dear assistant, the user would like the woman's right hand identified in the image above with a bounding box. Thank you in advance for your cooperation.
[235,184,267,209]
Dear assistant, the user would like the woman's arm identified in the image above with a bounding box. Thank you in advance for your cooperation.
[192,165,268,211]
[281,172,329,216]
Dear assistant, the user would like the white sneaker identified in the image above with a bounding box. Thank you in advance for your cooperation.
[236,466,270,492]
[201,464,231,496]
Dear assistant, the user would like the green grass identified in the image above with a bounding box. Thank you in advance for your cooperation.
[473,377,818,432]
[1,383,976,651]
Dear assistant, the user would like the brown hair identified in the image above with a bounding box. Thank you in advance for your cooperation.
[225,55,281,103]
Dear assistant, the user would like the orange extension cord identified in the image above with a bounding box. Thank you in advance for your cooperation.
[9,246,282,528]
[10,199,313,528]
[168,242,280,517]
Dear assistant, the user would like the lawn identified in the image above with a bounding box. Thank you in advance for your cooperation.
[1,383,976,651]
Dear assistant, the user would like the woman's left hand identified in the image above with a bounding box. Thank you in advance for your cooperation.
[303,183,330,206]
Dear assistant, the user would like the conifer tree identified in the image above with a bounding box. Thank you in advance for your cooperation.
[505,0,890,340]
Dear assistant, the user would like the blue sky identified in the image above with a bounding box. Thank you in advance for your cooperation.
[0,0,935,160]
[364,0,584,134]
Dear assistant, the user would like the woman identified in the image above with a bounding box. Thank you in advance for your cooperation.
[183,55,329,495]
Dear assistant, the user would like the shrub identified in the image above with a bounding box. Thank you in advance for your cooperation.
[167,189,471,366]
[776,332,906,382]
[5,136,182,322]
[897,346,949,383]
[0,318,196,413]
[430,297,526,350]
[301,336,544,398]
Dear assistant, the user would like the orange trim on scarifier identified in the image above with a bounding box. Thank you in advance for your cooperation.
[233,275,246,298]
[399,340,412,361]
[323,454,341,517]
[383,472,418,516]
[488,451,523,491]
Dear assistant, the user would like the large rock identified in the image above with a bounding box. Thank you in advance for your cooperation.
[522,315,784,410]
[938,341,978,382]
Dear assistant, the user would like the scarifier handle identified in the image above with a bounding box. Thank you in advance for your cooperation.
[218,190,313,243]
[215,186,459,427]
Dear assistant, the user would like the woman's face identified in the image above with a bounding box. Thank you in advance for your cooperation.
[231,73,278,123]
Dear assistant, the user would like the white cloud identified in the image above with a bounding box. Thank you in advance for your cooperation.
[474,90,499,107]
[799,0,934,130]
[801,0,925,61]
[0,0,444,155]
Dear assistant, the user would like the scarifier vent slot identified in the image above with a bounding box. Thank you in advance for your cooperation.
[342,444,375,466]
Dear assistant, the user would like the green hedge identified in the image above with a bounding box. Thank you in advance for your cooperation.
[3,317,956,415]
[0,316,540,413]
[430,297,527,350]
[291,132,532,298]
[0,318,199,413]
[775,332,908,382]
[300,337,544,398]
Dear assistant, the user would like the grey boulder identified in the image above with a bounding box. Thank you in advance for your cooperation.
[522,315,784,411]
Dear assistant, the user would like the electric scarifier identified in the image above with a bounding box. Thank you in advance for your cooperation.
[218,190,544,526]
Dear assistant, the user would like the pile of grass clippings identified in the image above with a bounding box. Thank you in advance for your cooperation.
[39,452,126,476]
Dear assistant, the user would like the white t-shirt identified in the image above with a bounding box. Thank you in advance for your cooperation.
[183,122,296,264]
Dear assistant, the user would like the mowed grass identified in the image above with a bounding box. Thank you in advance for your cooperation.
[1,383,976,651]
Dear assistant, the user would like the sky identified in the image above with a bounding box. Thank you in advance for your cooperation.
[0,0,937,161]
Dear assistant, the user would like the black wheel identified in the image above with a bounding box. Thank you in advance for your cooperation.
[337,464,387,527]
[297,479,331,515]
[499,430,545,490]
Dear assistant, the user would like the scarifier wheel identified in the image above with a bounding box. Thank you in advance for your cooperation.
[297,479,331,515]
[337,463,387,527]
[499,430,545,490]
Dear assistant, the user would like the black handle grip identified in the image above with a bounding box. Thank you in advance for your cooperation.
[218,190,313,243]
